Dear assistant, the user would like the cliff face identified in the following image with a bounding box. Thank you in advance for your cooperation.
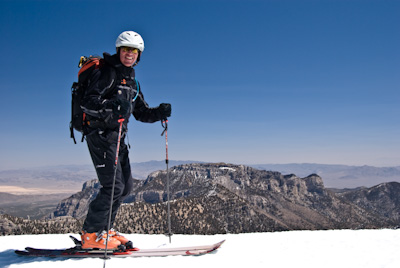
[337,182,400,222]
[52,180,101,219]
[48,163,399,234]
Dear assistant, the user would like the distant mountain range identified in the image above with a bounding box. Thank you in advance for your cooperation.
[251,163,400,188]
[0,161,399,192]
[0,161,197,193]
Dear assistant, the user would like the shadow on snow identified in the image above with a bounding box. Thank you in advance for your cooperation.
[0,249,77,266]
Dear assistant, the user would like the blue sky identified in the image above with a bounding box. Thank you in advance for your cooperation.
[0,0,399,170]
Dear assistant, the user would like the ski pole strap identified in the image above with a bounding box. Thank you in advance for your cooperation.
[161,119,168,136]
[161,120,169,165]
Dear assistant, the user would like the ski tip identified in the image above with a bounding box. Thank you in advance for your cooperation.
[216,239,226,247]
[214,240,225,250]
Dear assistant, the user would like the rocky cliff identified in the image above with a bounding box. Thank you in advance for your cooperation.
[45,163,399,234]
[337,182,400,222]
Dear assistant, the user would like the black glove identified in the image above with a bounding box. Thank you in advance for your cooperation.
[158,103,171,120]
[112,98,131,117]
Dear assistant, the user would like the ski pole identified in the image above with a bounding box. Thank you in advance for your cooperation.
[161,119,172,243]
[103,118,125,263]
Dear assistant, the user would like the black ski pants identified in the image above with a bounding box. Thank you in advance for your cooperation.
[83,129,133,233]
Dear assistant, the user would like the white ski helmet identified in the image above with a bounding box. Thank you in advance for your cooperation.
[115,31,145,52]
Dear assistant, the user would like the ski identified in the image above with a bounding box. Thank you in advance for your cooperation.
[15,236,225,258]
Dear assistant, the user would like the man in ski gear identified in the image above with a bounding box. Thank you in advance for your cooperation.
[80,31,171,250]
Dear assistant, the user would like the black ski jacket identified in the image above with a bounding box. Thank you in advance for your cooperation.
[81,53,163,132]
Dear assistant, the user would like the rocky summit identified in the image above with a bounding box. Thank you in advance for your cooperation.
[2,163,399,235]
[46,163,399,234]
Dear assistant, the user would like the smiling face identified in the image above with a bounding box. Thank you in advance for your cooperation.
[119,46,139,67]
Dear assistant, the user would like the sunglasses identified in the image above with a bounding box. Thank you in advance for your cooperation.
[121,47,139,53]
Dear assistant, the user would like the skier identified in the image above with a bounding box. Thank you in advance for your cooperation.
[80,31,171,249]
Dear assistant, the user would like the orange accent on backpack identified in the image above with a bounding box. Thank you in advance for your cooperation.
[78,57,102,78]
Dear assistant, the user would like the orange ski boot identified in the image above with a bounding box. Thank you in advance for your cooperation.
[81,231,121,250]
[109,229,137,250]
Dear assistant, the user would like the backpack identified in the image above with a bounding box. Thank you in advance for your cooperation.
[70,55,104,144]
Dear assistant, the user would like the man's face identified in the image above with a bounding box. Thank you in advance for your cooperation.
[119,47,139,67]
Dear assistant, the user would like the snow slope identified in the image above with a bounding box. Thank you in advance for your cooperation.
[1,229,399,268]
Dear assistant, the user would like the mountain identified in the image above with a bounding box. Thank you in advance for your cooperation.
[51,178,142,219]
[337,182,400,223]
[131,160,203,180]
[44,163,399,235]
[1,162,399,194]
[252,163,400,188]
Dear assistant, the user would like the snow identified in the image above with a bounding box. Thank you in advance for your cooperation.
[219,167,236,172]
[1,229,400,268]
